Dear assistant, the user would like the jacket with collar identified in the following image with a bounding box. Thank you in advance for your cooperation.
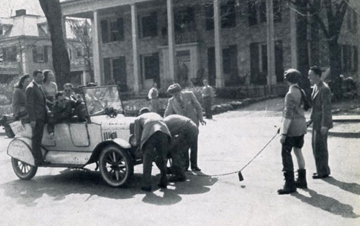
[164,91,203,126]
[283,84,307,137]
[25,81,48,122]
[310,81,333,131]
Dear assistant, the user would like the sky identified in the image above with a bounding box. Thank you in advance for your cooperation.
[0,0,44,18]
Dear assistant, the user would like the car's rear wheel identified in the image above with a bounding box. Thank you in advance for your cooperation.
[99,145,133,187]
[11,158,37,180]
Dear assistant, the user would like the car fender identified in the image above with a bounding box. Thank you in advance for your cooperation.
[88,138,133,164]
[7,137,35,166]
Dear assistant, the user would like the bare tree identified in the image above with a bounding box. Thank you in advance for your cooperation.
[288,0,350,99]
[68,19,94,83]
[39,0,70,88]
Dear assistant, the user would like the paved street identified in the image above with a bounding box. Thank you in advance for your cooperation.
[0,98,359,226]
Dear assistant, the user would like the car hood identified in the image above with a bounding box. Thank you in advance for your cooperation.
[91,114,136,141]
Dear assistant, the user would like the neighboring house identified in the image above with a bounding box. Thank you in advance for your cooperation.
[0,9,90,86]
[60,0,360,96]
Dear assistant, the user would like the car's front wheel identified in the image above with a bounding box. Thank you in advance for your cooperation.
[99,145,133,187]
[11,158,38,180]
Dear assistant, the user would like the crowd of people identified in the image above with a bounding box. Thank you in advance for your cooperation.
[11,66,333,193]
[12,70,85,166]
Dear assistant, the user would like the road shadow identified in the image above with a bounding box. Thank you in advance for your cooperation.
[0,168,218,207]
[141,172,218,205]
[291,189,360,218]
[327,131,360,139]
[322,177,360,195]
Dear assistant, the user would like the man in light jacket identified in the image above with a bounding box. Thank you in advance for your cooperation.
[133,110,171,192]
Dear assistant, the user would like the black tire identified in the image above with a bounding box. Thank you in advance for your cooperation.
[11,158,37,180]
[99,145,133,187]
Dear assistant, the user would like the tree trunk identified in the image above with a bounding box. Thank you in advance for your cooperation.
[327,39,342,99]
[295,0,311,97]
[39,0,70,88]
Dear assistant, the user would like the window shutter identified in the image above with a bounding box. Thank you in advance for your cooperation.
[44,46,48,63]
[250,43,259,84]
[151,12,158,37]
[101,20,109,43]
[103,58,111,83]
[117,18,124,41]
[33,48,37,63]
[152,52,160,87]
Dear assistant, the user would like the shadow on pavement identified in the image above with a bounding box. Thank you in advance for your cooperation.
[0,168,218,207]
[142,172,218,205]
[291,188,360,218]
[327,131,360,139]
[322,177,360,196]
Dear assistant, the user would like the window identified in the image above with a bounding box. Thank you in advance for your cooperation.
[174,7,196,33]
[205,0,236,31]
[0,26,3,36]
[2,46,17,62]
[103,56,127,91]
[141,53,160,82]
[33,46,48,63]
[101,18,124,43]
[250,41,283,84]
[248,0,282,26]
[140,12,158,38]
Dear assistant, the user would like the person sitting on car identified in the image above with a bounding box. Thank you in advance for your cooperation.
[132,107,172,192]
[47,91,85,138]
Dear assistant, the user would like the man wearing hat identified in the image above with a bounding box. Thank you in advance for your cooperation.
[164,83,205,171]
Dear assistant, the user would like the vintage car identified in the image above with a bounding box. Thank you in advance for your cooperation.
[7,85,141,187]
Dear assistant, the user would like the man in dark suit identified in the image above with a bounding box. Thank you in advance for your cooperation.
[25,70,49,166]
[308,66,333,179]
[164,83,206,172]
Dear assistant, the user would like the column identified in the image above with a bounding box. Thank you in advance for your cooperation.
[266,0,276,92]
[92,10,102,85]
[167,0,176,82]
[131,3,140,93]
[214,0,224,88]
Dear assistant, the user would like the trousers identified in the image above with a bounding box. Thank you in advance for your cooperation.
[142,132,169,187]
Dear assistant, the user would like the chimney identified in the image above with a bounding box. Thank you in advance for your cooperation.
[15,9,26,17]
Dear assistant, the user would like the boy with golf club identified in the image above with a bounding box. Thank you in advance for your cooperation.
[278,69,308,195]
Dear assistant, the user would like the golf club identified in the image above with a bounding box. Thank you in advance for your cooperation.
[237,128,280,181]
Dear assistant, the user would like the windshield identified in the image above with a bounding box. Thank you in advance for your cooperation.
[83,86,123,116]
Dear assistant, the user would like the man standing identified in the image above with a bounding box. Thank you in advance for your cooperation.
[148,82,160,114]
[308,66,333,179]
[202,79,213,119]
[133,111,171,192]
[164,83,205,171]
[164,115,199,182]
[25,70,49,166]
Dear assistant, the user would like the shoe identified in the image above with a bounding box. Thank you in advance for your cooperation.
[278,171,297,195]
[169,176,186,182]
[312,173,329,179]
[191,166,201,172]
[141,186,152,192]
[157,183,167,188]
